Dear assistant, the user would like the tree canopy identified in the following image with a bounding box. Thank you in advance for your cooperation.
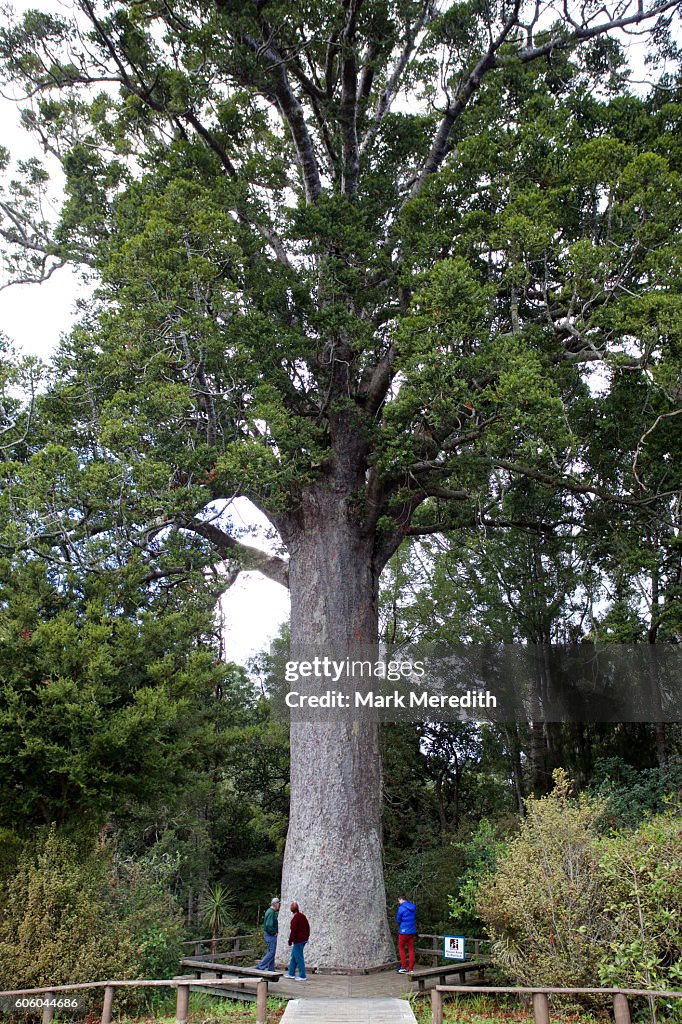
[0,1,679,579]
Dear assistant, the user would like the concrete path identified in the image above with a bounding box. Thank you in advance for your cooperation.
[280,997,418,1023]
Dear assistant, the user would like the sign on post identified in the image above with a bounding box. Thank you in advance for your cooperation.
[444,935,466,960]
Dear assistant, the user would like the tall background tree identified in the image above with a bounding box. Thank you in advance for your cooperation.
[0,0,680,967]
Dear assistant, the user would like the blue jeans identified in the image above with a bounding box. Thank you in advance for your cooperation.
[288,941,307,978]
[256,932,277,971]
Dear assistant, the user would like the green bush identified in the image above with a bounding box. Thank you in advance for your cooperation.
[0,827,185,1002]
[0,828,140,997]
[476,770,682,1007]
[477,770,613,987]
[599,814,682,996]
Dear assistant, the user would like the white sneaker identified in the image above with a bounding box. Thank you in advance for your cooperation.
[294,977,308,982]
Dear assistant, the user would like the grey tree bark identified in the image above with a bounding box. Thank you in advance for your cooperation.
[275,482,396,971]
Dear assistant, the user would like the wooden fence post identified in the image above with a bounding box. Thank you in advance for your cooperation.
[613,994,631,1024]
[101,985,115,1024]
[256,980,267,1024]
[175,983,190,1024]
[41,993,54,1024]
[532,993,550,1024]
[432,987,443,1024]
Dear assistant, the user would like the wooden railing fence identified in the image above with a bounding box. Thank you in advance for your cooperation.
[180,935,254,958]
[431,984,682,1024]
[0,976,267,1024]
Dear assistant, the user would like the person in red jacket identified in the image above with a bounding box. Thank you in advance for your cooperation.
[286,900,310,981]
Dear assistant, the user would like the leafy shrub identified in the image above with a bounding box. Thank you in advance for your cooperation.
[0,828,185,1002]
[477,770,613,987]
[0,828,140,997]
[476,770,682,1008]
[599,814,682,997]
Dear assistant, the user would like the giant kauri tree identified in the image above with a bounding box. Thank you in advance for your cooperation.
[1,0,680,967]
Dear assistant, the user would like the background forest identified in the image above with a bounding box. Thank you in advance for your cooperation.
[0,0,681,1005]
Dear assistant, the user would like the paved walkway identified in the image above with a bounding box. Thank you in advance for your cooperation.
[274,973,413,999]
[280,997,418,1023]
[193,965,485,1002]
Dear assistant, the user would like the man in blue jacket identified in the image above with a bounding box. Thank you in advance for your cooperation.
[396,895,417,973]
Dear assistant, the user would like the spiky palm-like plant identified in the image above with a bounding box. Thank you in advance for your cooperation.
[199,884,235,956]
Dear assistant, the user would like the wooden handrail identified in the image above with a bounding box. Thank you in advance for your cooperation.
[431,984,682,1024]
[433,986,682,996]
[0,976,267,1024]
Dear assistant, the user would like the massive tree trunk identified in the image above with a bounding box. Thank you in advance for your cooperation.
[276,481,396,971]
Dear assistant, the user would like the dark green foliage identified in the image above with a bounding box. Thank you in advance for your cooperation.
[448,819,508,934]
[0,556,231,831]
[590,756,682,827]
[0,826,183,995]
[0,467,289,927]
[108,671,289,925]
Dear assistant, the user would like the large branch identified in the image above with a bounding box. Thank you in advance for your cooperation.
[359,344,399,414]
[139,562,242,594]
[282,55,339,173]
[180,516,290,589]
[410,0,523,199]
[339,0,360,194]
[491,459,678,510]
[410,0,677,201]
[510,0,682,64]
[404,515,580,538]
[374,440,678,566]
[241,34,323,203]
[359,1,434,160]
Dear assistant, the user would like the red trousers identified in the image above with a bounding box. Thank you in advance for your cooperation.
[398,933,415,971]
